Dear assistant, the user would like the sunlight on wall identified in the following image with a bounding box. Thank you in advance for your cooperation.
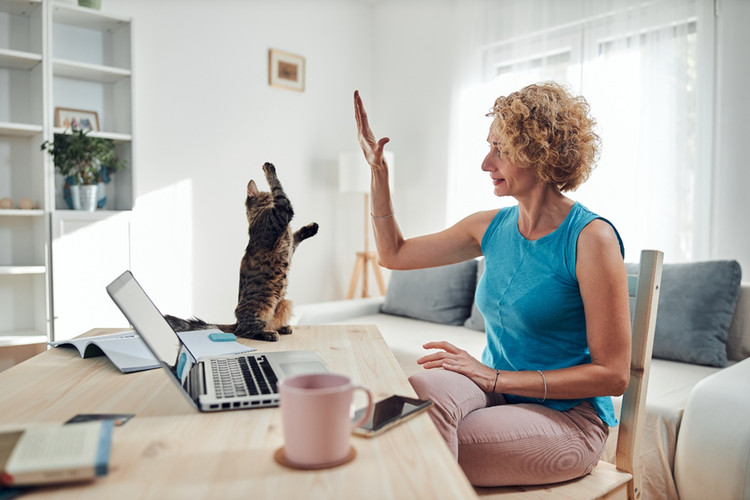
[130,179,194,318]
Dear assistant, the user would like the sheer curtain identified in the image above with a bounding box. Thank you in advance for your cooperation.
[447,0,714,262]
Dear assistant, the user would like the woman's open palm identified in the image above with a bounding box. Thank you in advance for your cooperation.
[354,90,390,168]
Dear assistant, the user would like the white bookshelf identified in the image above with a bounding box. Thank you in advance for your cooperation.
[0,122,44,136]
[53,58,131,83]
[0,0,134,345]
[0,266,46,275]
[0,47,42,70]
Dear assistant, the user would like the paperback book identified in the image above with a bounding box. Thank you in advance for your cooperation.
[0,421,113,486]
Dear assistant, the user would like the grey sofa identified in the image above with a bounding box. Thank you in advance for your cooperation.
[293,259,749,500]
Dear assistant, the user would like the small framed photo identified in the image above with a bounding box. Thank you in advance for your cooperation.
[269,49,305,92]
[55,107,100,132]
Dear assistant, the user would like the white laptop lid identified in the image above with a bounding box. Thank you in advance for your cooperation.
[106,270,182,370]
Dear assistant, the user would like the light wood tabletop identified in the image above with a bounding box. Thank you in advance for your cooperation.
[0,324,477,499]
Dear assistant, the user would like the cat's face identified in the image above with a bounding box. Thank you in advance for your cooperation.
[245,179,274,225]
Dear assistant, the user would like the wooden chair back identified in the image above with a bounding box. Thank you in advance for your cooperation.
[617,249,664,499]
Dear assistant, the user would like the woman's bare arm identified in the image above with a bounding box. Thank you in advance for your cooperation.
[355,90,492,269]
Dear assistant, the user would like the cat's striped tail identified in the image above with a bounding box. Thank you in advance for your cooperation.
[164,315,236,333]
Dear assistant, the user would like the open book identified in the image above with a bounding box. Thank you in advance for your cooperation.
[48,330,256,374]
[0,421,113,486]
[48,331,160,373]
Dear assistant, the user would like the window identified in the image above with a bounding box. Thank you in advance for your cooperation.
[448,0,711,262]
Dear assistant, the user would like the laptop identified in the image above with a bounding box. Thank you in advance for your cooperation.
[106,270,328,412]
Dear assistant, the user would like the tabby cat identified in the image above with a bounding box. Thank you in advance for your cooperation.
[165,162,318,341]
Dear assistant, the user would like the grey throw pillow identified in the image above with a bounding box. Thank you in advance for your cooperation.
[381,260,477,325]
[464,258,486,331]
[626,260,742,367]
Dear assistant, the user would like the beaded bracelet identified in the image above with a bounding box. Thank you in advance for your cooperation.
[371,211,395,219]
[537,370,547,403]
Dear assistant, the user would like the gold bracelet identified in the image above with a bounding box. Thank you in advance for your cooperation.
[537,370,547,403]
[371,211,395,219]
[492,370,500,393]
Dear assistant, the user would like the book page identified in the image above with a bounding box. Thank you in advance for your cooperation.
[91,337,159,373]
[5,422,108,475]
[49,332,159,373]
[47,331,137,355]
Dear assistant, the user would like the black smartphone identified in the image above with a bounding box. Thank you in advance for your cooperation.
[353,395,433,437]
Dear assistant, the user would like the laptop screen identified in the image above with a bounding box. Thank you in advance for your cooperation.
[106,271,181,368]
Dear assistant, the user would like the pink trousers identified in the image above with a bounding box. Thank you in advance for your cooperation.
[409,369,609,487]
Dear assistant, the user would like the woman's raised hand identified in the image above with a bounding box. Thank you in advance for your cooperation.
[354,90,390,168]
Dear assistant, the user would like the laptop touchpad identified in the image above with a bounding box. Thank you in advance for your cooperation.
[280,361,328,377]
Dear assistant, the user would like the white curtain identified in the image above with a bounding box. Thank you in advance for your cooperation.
[447,0,714,262]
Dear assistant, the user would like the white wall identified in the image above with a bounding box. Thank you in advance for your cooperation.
[712,0,750,275]
[371,0,457,238]
[100,0,378,321]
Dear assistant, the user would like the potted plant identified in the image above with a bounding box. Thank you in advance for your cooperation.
[41,126,126,211]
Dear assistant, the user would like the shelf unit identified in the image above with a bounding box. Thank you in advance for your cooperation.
[0,0,47,346]
[0,0,134,345]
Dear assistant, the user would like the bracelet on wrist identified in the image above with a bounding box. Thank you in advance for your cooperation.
[537,370,547,403]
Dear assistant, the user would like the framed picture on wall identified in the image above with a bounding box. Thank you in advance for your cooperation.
[55,108,100,132]
[269,49,305,92]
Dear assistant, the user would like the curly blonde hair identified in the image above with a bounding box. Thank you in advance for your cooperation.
[487,81,600,192]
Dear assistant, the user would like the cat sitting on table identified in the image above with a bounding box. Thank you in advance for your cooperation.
[166,162,318,341]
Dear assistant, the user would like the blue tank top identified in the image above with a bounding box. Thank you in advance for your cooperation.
[476,202,623,427]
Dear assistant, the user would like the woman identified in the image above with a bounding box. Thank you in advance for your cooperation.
[354,82,632,487]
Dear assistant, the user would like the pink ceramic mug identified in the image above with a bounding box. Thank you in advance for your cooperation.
[279,373,373,467]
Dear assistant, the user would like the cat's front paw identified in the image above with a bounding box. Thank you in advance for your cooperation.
[262,162,276,178]
[277,325,293,335]
[254,330,280,342]
[302,222,318,238]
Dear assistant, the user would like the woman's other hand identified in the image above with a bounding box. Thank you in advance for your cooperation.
[354,90,390,168]
[418,341,497,392]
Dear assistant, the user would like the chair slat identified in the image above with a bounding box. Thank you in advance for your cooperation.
[616,250,663,500]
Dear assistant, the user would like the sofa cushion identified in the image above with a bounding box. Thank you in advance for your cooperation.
[381,260,477,326]
[464,258,487,331]
[328,312,487,378]
[727,285,750,362]
[626,260,742,367]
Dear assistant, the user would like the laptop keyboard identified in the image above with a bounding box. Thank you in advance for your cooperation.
[211,355,279,399]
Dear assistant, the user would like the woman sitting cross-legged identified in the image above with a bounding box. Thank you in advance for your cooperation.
[352,81,631,487]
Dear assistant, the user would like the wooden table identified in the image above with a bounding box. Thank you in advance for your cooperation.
[0,325,477,499]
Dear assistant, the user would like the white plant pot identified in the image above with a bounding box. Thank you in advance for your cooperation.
[79,185,98,211]
[69,185,81,210]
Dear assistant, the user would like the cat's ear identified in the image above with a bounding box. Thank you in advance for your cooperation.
[247,180,259,197]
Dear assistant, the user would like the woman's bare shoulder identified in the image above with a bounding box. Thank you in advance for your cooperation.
[578,218,620,249]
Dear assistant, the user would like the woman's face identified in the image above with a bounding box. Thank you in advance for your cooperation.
[481,132,538,198]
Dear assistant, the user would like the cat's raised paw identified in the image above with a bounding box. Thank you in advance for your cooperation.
[262,162,276,176]
[301,223,318,237]
[253,330,280,342]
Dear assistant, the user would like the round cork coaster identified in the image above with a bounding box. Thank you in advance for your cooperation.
[274,446,356,470]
